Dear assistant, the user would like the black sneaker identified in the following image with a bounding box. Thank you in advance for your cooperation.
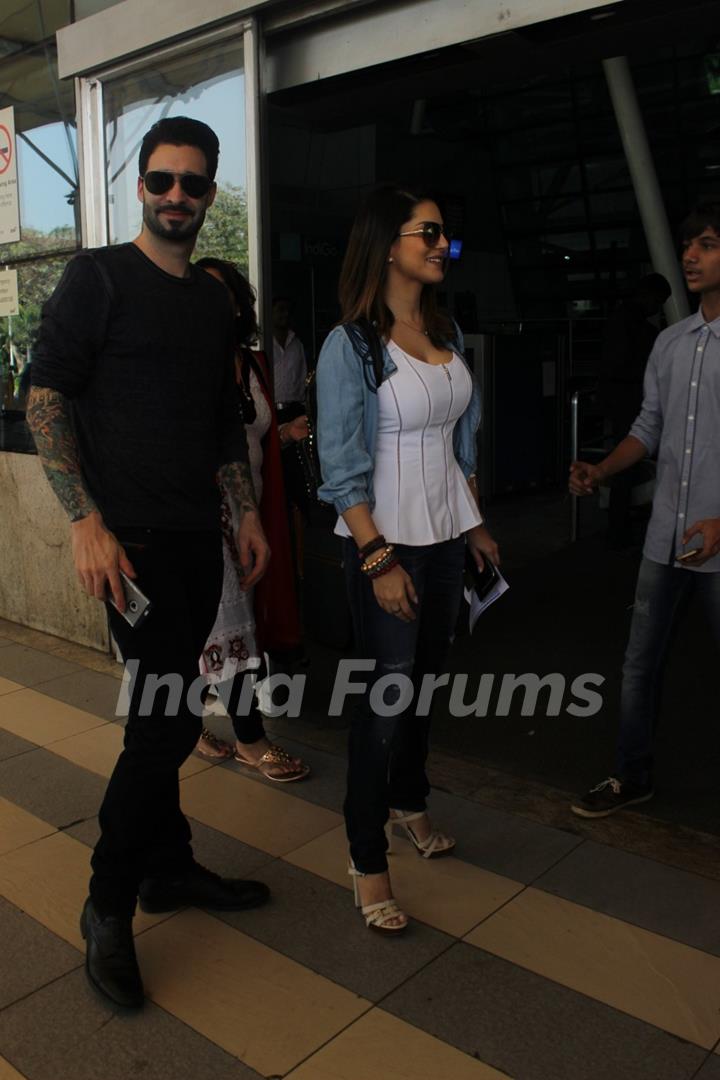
[570,776,654,818]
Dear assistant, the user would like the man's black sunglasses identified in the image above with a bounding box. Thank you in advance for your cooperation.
[397,221,451,247]
[142,170,213,199]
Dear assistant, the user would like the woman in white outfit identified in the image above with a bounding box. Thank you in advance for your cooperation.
[195,258,310,782]
[316,185,499,932]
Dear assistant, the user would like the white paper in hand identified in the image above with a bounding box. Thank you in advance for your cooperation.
[465,568,509,633]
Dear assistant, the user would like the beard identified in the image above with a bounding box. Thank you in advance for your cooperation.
[142,199,206,243]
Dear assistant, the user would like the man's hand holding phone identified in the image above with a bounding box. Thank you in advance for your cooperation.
[71,510,136,611]
[677,517,720,567]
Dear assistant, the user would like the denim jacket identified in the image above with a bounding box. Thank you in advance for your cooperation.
[316,323,481,514]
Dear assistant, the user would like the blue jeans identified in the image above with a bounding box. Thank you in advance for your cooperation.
[616,558,720,786]
[343,536,465,874]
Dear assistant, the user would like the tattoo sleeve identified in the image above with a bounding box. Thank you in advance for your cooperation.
[26,386,98,522]
[218,460,258,519]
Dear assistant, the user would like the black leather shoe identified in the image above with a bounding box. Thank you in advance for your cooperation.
[80,898,144,1009]
[138,864,270,913]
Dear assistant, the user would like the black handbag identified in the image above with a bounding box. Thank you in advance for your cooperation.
[281,371,327,516]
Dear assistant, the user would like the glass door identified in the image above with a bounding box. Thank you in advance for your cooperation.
[75,19,265,309]
[102,37,248,270]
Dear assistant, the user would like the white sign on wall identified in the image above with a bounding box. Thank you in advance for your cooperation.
[0,269,19,317]
[0,107,20,245]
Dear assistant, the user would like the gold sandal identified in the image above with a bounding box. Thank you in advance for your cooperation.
[233,742,310,783]
[194,728,235,761]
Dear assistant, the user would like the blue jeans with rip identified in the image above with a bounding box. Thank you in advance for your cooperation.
[343,536,465,874]
[615,557,720,786]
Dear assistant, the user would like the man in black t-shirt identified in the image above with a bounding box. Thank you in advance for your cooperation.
[28,117,271,1010]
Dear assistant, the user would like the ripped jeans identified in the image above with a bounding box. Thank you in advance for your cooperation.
[615,557,720,786]
[343,536,466,874]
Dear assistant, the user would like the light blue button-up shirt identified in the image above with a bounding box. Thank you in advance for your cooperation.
[630,309,720,572]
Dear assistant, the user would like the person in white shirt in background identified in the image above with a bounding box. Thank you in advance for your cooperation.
[272,296,308,419]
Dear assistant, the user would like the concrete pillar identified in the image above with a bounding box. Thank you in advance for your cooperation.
[603,56,689,324]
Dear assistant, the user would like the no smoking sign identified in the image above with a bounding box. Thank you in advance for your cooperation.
[0,124,12,175]
[0,106,20,244]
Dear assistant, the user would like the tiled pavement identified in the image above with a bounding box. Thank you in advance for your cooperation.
[0,620,719,1079]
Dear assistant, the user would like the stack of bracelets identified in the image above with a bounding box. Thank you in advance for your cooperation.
[358,534,399,579]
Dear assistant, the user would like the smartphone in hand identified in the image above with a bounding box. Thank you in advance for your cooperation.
[108,571,152,627]
[675,549,702,564]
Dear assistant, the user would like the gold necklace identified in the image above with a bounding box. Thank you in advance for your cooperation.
[395,317,428,336]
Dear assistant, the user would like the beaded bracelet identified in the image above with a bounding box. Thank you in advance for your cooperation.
[361,544,395,576]
[361,543,394,571]
[358,544,395,578]
[358,534,387,561]
[365,555,399,580]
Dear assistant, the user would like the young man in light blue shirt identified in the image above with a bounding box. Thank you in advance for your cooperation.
[569,202,720,817]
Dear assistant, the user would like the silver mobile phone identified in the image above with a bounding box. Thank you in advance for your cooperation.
[109,571,152,627]
[675,549,702,563]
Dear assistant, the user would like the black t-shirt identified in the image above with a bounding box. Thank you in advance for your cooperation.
[31,243,248,531]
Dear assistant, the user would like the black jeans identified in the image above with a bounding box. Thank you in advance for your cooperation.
[90,528,223,917]
[343,536,465,874]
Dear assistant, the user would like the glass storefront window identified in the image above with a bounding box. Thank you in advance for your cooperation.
[103,38,248,272]
[1,25,80,444]
[0,40,80,264]
[0,252,75,447]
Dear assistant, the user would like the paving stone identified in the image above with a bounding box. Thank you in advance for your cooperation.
[0,896,81,1010]
[421,788,581,883]
[0,647,79,689]
[0,750,105,830]
[696,1056,720,1080]
[33,670,123,722]
[537,839,720,956]
[214,858,453,1001]
[0,731,34,764]
[0,968,261,1080]
[382,942,706,1080]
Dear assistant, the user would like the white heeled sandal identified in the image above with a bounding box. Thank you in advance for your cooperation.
[387,809,456,859]
[348,862,408,934]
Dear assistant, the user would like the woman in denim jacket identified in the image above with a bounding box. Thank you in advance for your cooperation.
[316,185,499,933]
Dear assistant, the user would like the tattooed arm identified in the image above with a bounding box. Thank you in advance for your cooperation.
[217,460,270,589]
[27,386,97,521]
[27,386,134,608]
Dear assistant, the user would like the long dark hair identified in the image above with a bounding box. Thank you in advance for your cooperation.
[338,184,454,348]
[195,257,259,347]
